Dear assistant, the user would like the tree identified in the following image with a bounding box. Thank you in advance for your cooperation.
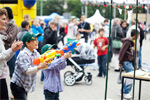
[37,0,65,16]
[65,0,82,18]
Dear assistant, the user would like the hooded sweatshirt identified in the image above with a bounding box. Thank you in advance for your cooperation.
[118,37,135,65]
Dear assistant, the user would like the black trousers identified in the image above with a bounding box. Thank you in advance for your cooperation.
[10,82,27,100]
[44,90,59,100]
[0,79,9,100]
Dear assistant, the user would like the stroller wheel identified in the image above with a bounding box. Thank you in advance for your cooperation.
[64,71,73,78]
[85,77,92,85]
[64,74,75,86]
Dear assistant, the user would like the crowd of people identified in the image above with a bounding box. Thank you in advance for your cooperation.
[0,6,148,100]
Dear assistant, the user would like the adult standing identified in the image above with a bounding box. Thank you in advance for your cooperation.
[0,7,18,78]
[120,20,128,38]
[67,18,78,42]
[111,18,124,71]
[42,19,58,46]
[78,14,91,43]
[0,8,23,100]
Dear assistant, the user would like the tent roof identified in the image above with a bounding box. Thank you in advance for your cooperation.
[48,12,59,18]
[85,9,105,24]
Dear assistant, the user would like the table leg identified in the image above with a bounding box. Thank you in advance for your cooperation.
[121,76,124,100]
[138,80,142,100]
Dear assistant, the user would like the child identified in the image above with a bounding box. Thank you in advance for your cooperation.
[16,21,29,57]
[93,28,108,77]
[41,44,71,100]
[17,21,29,41]
[118,29,139,99]
[10,32,48,100]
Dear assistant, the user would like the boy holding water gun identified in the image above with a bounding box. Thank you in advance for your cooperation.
[10,32,48,100]
[41,44,71,100]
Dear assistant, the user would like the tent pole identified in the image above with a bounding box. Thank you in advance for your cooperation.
[104,0,113,100]
[132,0,139,100]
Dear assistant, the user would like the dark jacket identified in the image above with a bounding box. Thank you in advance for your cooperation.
[42,26,58,46]
[122,27,128,38]
[111,24,124,54]
[118,38,135,65]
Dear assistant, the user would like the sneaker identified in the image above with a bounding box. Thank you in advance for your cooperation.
[124,93,132,99]
[118,92,132,99]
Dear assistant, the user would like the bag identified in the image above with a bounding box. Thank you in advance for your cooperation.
[112,40,122,49]
[112,26,122,49]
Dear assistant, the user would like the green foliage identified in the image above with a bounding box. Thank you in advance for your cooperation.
[37,0,65,16]
[37,0,149,20]
[65,0,82,18]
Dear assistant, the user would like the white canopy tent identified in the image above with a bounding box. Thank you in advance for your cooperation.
[85,9,105,24]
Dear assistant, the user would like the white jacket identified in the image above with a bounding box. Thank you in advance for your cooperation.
[67,23,78,39]
[0,34,14,76]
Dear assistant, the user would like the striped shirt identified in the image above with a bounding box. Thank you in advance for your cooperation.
[43,57,67,93]
[11,47,40,93]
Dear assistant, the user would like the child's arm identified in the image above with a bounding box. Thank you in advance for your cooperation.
[25,62,48,75]
[17,52,48,75]
[59,52,72,70]
[101,45,108,51]
[37,26,44,34]
[46,52,71,70]
[101,37,109,51]
[93,44,96,49]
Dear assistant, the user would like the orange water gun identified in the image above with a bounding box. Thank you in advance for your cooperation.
[33,40,80,65]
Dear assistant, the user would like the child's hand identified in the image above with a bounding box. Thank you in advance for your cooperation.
[101,46,106,51]
[64,51,72,59]
[38,62,49,70]
[119,64,122,67]
[45,58,53,64]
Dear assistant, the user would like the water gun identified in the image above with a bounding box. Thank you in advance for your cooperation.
[33,40,80,65]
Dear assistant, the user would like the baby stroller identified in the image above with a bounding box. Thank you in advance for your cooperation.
[64,55,95,86]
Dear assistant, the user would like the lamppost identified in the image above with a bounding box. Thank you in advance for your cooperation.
[80,0,87,17]
[80,0,85,14]
[102,8,106,17]
[40,0,47,16]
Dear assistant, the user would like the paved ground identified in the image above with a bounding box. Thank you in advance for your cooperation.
[6,35,150,100]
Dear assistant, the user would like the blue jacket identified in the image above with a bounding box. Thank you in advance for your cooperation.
[31,25,44,41]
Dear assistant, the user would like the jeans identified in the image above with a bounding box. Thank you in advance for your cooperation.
[44,90,59,100]
[40,71,44,82]
[85,38,88,43]
[97,54,107,77]
[137,47,142,69]
[122,61,134,94]
[7,54,16,78]
[10,82,27,100]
